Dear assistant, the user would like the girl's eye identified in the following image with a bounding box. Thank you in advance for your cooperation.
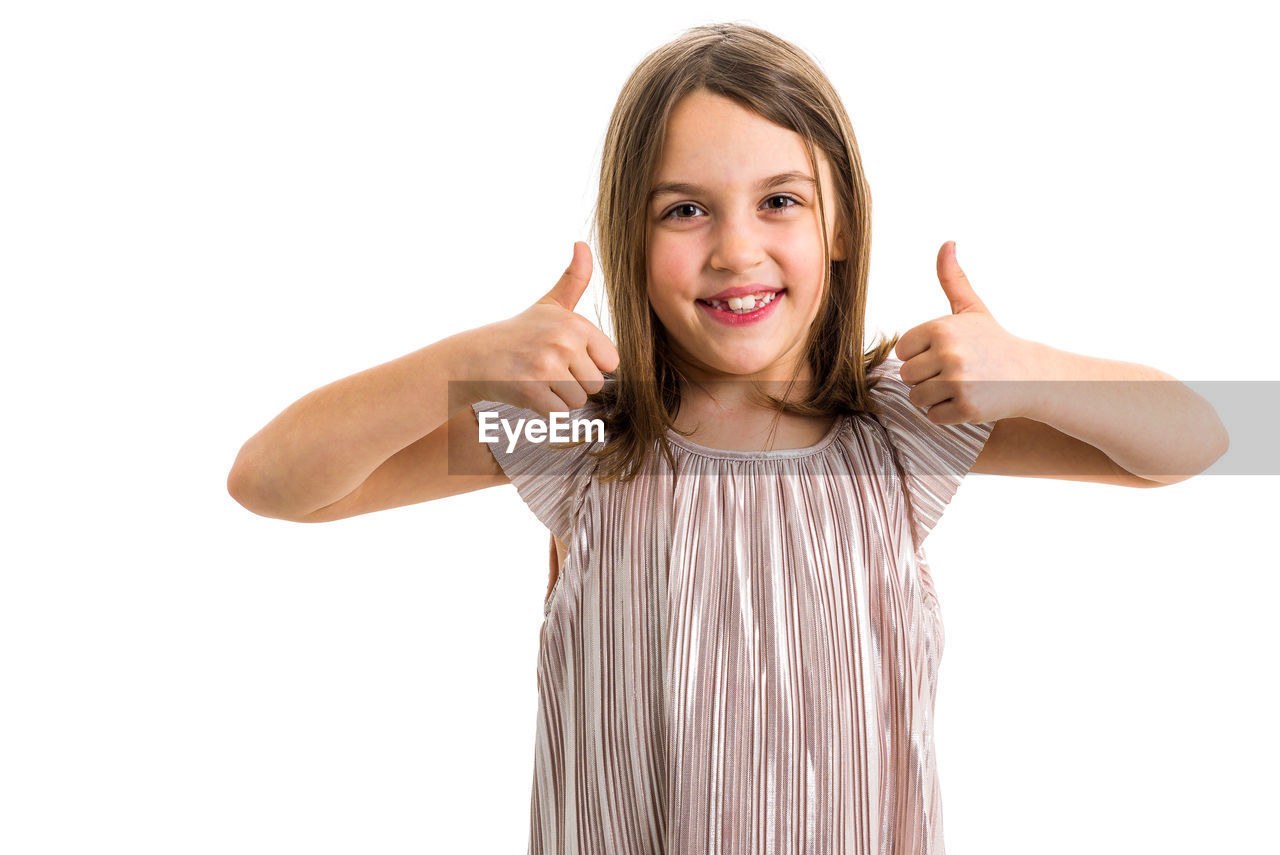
[661,194,802,221]
[763,194,801,212]
[663,203,703,221]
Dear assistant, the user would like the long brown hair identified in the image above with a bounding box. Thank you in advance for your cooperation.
[577,22,906,500]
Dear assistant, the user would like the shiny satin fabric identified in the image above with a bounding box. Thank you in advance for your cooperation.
[472,356,994,855]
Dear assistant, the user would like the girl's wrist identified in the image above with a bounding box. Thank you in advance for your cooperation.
[439,327,490,412]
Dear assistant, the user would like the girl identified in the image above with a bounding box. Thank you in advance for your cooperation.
[229,22,1227,855]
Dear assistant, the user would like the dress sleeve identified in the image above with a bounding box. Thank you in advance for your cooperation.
[866,355,995,551]
[469,399,604,544]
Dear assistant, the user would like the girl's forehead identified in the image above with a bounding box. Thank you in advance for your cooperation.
[661,100,805,160]
[649,153,832,201]
[654,97,829,189]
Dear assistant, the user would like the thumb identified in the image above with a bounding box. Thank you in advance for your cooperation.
[936,240,990,315]
[540,241,593,311]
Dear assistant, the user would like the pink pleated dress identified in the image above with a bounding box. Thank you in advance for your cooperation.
[471,356,995,855]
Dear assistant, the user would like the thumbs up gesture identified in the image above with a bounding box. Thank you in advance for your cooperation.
[893,241,1045,425]
[458,241,621,419]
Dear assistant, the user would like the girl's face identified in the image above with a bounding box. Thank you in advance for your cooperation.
[646,89,846,387]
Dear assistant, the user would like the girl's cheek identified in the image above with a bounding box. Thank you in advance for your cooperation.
[648,242,696,292]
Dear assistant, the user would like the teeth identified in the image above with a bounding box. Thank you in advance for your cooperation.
[707,291,778,313]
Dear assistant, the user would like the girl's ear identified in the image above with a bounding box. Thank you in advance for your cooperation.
[831,224,848,262]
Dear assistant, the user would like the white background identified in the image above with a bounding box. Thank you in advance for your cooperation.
[2,1,1275,852]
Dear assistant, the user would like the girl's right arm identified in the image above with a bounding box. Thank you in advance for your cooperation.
[226,242,617,523]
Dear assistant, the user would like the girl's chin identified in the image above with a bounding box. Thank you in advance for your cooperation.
[683,355,797,381]
[666,337,805,379]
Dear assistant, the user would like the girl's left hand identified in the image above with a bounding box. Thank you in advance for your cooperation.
[894,241,1049,425]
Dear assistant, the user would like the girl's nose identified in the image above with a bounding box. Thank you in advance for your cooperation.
[709,215,766,274]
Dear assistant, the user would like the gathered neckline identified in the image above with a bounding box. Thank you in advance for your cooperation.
[663,413,848,460]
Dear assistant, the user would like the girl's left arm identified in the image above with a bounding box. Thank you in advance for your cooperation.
[895,241,1230,488]
[980,344,1230,486]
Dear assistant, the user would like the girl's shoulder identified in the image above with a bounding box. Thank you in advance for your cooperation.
[857,354,996,551]
[470,398,605,546]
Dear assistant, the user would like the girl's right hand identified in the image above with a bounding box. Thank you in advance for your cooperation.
[458,241,620,418]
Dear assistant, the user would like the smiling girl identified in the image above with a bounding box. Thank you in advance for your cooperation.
[229,22,1227,855]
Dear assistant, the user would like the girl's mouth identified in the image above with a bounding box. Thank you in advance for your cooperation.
[696,290,785,326]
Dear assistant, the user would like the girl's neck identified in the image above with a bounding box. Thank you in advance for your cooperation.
[672,380,834,453]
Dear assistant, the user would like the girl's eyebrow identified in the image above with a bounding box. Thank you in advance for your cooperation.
[648,171,816,203]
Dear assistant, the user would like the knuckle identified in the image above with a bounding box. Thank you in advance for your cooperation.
[546,336,576,360]
[938,348,964,373]
[530,351,559,377]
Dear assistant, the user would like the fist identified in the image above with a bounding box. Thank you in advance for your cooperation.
[463,242,620,419]
[894,241,1044,424]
